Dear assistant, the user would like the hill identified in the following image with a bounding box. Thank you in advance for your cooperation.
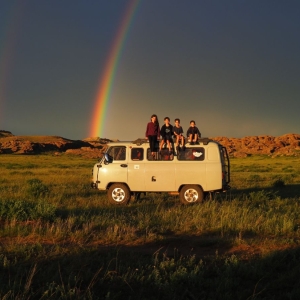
[213,133,300,157]
[1,130,300,158]
[0,131,110,158]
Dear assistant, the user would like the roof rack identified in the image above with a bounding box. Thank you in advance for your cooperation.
[131,138,213,146]
[132,138,148,146]
[197,138,213,145]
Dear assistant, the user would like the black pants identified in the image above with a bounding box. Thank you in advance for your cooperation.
[148,135,157,152]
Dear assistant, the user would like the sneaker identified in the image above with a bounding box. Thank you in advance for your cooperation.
[195,141,200,145]
[190,141,194,145]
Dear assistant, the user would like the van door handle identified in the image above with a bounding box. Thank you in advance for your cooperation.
[120,164,128,168]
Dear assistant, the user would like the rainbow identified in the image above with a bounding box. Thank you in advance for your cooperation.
[89,0,141,138]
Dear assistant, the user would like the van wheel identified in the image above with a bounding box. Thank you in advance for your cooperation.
[108,184,130,205]
[179,185,203,205]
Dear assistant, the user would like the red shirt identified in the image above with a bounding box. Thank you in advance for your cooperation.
[146,122,160,138]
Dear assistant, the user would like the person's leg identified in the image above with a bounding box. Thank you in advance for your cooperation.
[159,139,164,151]
[167,140,171,152]
[149,136,156,155]
[193,134,198,142]
[181,136,185,147]
[189,134,193,144]
[176,135,179,146]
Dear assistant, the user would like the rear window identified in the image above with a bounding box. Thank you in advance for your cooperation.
[177,147,205,161]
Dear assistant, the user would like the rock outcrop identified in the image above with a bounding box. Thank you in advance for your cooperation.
[0,134,111,158]
[0,130,14,138]
[212,134,300,157]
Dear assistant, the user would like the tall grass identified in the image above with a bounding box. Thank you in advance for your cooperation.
[0,154,300,298]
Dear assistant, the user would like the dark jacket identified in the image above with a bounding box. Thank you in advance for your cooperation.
[160,124,173,139]
[186,126,201,137]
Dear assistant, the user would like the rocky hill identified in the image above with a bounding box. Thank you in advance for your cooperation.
[1,130,300,158]
[212,133,300,157]
[0,131,110,158]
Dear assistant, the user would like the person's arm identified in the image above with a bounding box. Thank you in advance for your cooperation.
[159,125,164,138]
[197,127,201,137]
[157,125,161,139]
[170,125,174,136]
[186,127,190,136]
[145,123,149,139]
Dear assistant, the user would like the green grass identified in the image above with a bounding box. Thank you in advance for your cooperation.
[0,154,300,299]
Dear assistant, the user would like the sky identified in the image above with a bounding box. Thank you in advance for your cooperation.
[0,0,299,140]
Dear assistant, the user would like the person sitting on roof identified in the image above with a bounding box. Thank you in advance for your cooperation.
[186,120,201,145]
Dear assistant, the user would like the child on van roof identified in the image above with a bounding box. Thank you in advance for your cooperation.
[173,118,185,151]
[159,117,173,154]
[186,120,201,145]
[145,114,160,157]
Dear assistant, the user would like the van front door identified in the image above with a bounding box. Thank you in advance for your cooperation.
[101,146,128,186]
[127,147,145,191]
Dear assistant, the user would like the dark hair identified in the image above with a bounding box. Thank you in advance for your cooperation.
[190,120,196,124]
[164,117,170,121]
[151,114,159,126]
[175,118,180,123]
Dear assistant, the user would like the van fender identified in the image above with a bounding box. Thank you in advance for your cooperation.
[106,182,131,191]
[178,184,204,193]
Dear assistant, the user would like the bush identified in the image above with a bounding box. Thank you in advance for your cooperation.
[26,178,49,199]
[0,200,56,221]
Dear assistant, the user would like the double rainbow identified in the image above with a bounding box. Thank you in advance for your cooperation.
[89,0,141,138]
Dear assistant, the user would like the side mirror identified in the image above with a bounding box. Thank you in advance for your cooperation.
[104,153,113,164]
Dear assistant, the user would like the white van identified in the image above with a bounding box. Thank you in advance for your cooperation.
[91,138,230,205]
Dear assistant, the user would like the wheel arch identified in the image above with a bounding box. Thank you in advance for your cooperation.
[106,182,131,192]
[178,184,204,193]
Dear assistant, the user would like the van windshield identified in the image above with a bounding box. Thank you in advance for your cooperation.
[107,146,126,161]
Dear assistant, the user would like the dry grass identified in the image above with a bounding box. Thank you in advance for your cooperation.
[0,153,300,299]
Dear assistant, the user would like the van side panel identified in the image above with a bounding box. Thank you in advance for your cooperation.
[175,162,206,191]
[206,163,222,190]
[144,162,176,191]
[206,146,222,190]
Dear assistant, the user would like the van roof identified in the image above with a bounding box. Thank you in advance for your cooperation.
[107,138,218,147]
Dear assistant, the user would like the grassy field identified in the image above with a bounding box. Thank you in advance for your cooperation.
[0,154,300,299]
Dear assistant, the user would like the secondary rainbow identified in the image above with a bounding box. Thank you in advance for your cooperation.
[0,0,24,121]
[90,0,141,137]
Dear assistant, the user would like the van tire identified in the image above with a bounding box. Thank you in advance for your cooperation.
[108,184,130,205]
[179,185,204,205]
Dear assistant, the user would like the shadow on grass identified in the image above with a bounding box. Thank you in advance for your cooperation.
[56,194,179,218]
[1,235,300,299]
[56,183,299,219]
[227,183,300,199]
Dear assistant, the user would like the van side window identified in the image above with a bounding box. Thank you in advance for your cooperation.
[131,148,144,161]
[107,146,126,161]
[146,148,173,161]
[177,147,205,161]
